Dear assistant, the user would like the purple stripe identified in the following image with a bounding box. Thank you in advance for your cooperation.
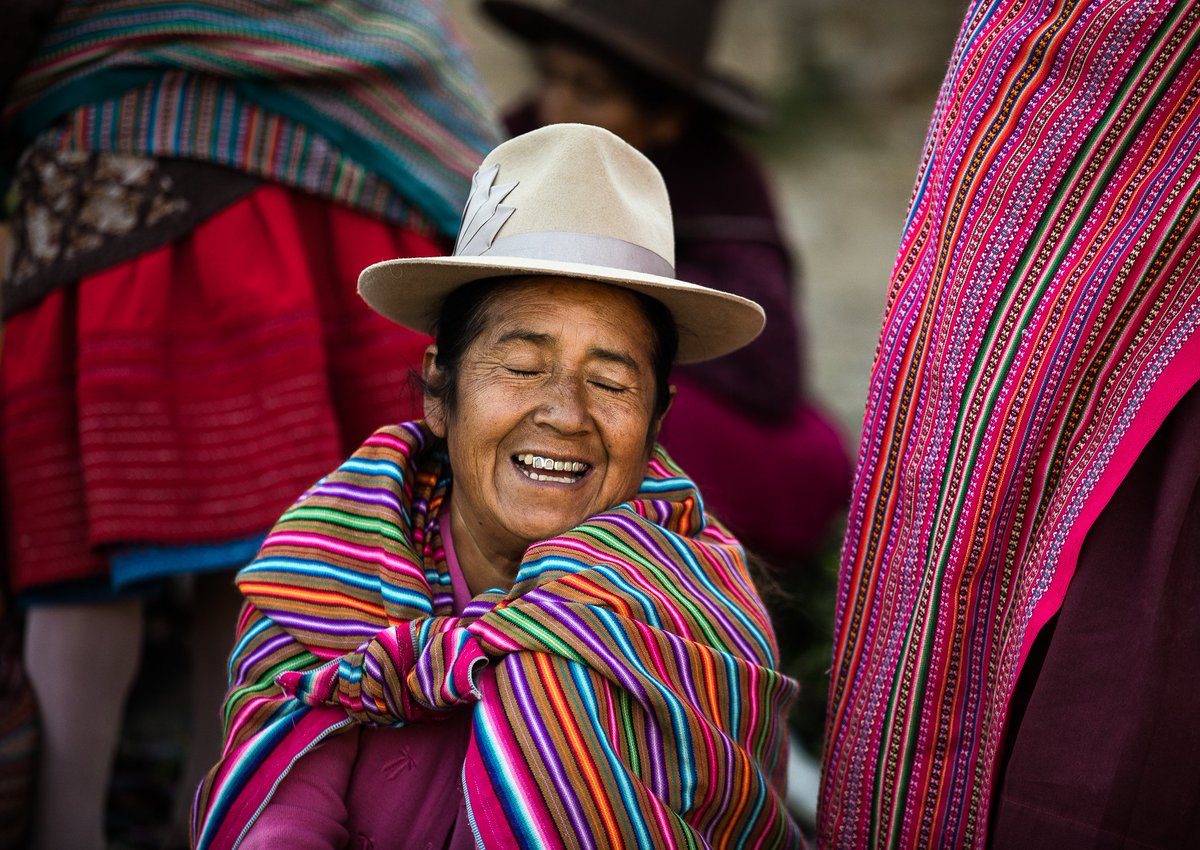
[233,631,294,685]
[665,627,705,715]
[414,626,436,701]
[315,482,403,511]
[362,650,400,717]
[269,610,382,639]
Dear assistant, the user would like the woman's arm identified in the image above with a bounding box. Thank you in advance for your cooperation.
[239,727,358,850]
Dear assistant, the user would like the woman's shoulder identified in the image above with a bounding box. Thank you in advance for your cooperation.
[345,420,443,467]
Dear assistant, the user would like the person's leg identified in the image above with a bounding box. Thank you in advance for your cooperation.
[23,599,143,850]
[169,570,243,845]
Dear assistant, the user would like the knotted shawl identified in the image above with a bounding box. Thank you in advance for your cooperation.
[193,422,801,849]
[820,1,1200,848]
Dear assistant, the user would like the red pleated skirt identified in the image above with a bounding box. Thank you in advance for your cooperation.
[2,184,439,592]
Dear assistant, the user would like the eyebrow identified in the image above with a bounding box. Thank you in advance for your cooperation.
[495,329,642,371]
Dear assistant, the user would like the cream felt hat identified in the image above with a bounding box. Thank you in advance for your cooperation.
[357,123,764,364]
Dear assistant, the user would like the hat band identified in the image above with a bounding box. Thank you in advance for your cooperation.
[459,231,674,279]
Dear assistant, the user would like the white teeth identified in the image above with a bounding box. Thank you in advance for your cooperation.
[530,472,573,483]
[553,460,564,471]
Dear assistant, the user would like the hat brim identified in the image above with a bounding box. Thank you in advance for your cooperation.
[481,0,771,129]
[358,255,765,364]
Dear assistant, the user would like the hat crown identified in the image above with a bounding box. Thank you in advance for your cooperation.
[558,0,719,70]
[452,123,675,273]
[481,0,769,128]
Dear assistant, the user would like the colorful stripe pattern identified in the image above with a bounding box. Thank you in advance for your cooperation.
[820,1,1200,847]
[3,0,502,235]
[193,422,801,848]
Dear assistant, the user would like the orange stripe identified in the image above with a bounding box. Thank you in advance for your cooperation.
[533,654,625,845]
[240,582,386,620]
[697,638,722,721]
[559,575,635,618]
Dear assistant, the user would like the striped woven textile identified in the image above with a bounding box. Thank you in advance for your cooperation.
[3,0,501,235]
[192,422,801,849]
[819,2,1200,848]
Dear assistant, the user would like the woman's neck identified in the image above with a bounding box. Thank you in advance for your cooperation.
[446,503,522,597]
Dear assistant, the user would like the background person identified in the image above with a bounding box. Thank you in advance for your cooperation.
[0,1,499,847]
[194,123,803,850]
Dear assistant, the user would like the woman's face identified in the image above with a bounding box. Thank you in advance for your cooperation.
[426,277,664,571]
[533,41,684,152]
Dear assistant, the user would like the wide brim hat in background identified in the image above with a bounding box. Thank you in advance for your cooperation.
[480,0,771,129]
[358,123,765,364]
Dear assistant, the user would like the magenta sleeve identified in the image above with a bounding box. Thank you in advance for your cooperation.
[239,726,359,849]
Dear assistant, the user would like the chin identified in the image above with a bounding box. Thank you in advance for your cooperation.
[513,512,590,546]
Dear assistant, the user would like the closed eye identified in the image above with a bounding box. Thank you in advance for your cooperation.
[590,380,628,394]
[506,367,541,377]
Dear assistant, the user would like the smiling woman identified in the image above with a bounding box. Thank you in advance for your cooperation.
[425,278,667,595]
[192,123,804,849]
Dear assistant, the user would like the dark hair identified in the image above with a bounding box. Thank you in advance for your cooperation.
[423,276,678,420]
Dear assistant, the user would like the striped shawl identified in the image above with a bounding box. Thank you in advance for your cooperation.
[3,0,501,234]
[820,1,1200,847]
[193,422,801,849]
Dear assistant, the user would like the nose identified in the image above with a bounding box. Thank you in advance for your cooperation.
[532,371,590,434]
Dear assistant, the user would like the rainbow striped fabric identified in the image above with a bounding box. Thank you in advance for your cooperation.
[192,422,801,849]
[3,0,501,235]
[820,1,1200,847]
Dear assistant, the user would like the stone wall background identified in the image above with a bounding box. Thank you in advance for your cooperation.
[447,0,967,443]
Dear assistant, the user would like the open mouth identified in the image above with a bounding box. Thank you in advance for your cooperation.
[513,453,591,484]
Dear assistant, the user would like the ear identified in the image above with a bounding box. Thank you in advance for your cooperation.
[422,344,448,437]
[648,383,676,446]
